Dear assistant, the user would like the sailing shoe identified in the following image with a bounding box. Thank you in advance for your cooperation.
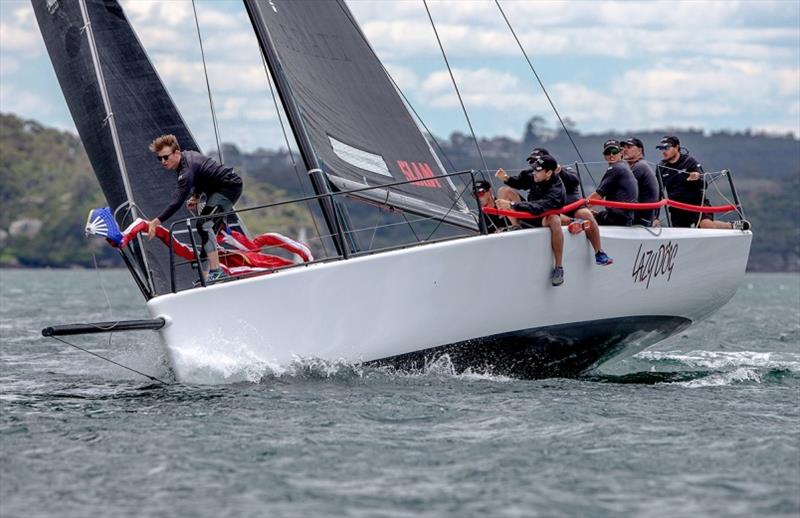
[206,269,228,283]
[595,250,614,266]
[551,266,564,286]
[567,218,586,234]
[731,220,751,231]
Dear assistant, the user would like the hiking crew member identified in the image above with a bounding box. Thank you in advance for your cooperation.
[495,155,567,286]
[655,135,709,228]
[622,137,659,227]
[655,135,748,230]
[147,134,243,282]
[474,180,511,234]
[588,140,638,227]
[527,148,612,266]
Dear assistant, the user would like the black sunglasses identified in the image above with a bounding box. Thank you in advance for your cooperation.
[157,152,172,161]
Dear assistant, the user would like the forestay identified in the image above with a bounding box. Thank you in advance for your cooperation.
[244,0,476,229]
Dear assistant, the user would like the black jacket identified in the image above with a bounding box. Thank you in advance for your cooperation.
[656,153,705,205]
[157,150,243,222]
[505,170,565,215]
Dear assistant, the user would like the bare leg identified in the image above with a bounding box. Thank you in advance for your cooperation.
[698,218,733,229]
[575,208,601,253]
[545,215,564,267]
[497,186,522,226]
[208,250,221,271]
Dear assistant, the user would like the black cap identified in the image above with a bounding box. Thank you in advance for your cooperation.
[531,155,558,172]
[527,147,550,164]
[656,136,680,150]
[622,137,644,157]
[473,180,491,194]
[602,139,621,154]
[622,137,644,149]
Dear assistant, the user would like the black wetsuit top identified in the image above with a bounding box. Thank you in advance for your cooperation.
[630,159,659,225]
[656,153,705,205]
[158,150,243,222]
[596,161,638,225]
[559,167,582,204]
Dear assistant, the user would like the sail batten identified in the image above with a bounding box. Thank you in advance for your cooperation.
[244,0,476,229]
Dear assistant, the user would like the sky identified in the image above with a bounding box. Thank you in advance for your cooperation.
[1,0,798,153]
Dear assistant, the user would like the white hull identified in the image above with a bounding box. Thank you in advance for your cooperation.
[147,228,751,382]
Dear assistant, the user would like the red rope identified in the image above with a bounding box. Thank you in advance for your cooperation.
[665,199,736,213]
[483,199,586,220]
[483,198,736,219]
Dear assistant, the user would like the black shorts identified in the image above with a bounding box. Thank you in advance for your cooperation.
[520,217,544,229]
[633,209,656,227]
[668,202,713,228]
[596,210,631,226]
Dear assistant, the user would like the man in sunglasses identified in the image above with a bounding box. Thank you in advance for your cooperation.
[473,180,511,234]
[621,137,659,226]
[655,135,708,228]
[527,148,611,265]
[495,155,567,286]
[655,135,746,229]
[147,134,243,282]
[587,140,638,229]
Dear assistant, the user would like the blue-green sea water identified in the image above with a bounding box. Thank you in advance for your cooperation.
[1,270,798,517]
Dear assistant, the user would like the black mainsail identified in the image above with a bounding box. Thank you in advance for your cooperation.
[32,0,199,296]
[244,0,475,229]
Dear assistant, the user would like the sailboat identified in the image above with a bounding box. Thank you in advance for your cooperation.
[34,0,752,382]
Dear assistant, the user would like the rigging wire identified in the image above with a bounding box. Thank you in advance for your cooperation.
[49,336,170,385]
[332,1,471,240]
[423,0,490,177]
[333,2,460,178]
[92,252,114,321]
[494,0,596,186]
[191,0,224,162]
[423,181,475,241]
[257,48,330,257]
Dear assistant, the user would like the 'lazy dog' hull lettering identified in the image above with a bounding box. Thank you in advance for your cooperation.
[632,241,678,289]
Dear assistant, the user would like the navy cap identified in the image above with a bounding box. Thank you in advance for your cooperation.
[656,135,680,150]
[602,139,621,154]
[622,137,644,157]
[527,147,550,163]
[622,137,644,149]
[531,155,558,172]
[473,180,491,194]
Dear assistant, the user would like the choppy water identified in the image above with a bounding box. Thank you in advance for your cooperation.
[1,269,798,517]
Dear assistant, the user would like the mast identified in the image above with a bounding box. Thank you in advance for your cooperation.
[243,0,350,257]
[77,0,154,294]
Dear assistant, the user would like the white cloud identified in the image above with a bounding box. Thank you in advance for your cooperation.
[611,58,799,106]
[383,64,420,92]
[419,68,540,109]
[2,0,796,148]
[0,5,42,55]
[121,0,192,27]
[354,0,799,62]
[409,57,800,136]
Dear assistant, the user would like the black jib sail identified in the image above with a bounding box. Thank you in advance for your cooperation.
[244,0,476,229]
[32,0,199,297]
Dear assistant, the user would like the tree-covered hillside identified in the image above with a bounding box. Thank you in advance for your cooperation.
[0,113,797,271]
